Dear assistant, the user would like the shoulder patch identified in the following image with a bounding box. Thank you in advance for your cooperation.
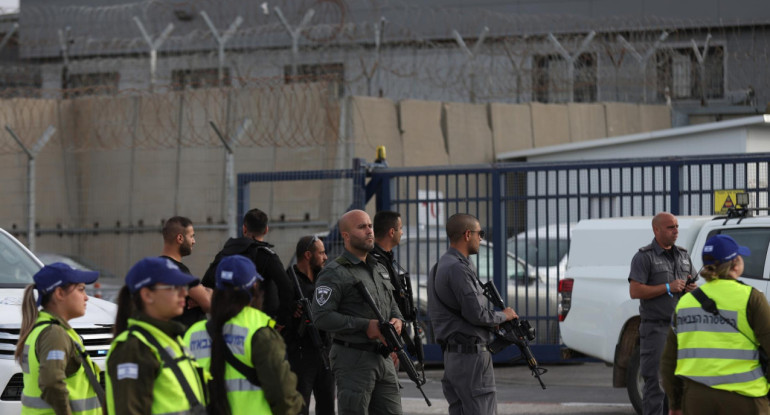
[117,363,139,380]
[315,285,333,306]
[46,350,65,361]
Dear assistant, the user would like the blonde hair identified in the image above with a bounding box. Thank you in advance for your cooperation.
[15,285,39,364]
[699,258,736,282]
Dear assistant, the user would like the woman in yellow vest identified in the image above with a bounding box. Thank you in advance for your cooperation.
[16,262,103,415]
[184,255,303,415]
[661,234,770,415]
[105,257,208,415]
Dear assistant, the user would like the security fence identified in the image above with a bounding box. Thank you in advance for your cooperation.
[238,153,770,362]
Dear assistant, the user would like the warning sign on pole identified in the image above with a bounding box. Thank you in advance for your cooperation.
[714,190,746,214]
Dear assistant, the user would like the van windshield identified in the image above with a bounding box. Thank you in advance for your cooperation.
[0,233,39,285]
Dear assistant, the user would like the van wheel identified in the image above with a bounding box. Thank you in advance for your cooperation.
[626,344,643,415]
[626,344,668,415]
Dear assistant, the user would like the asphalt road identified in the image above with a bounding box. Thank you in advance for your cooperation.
[398,362,636,415]
[307,362,636,415]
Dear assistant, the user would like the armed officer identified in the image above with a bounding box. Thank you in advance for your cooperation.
[311,209,404,415]
[370,211,425,369]
[428,213,517,415]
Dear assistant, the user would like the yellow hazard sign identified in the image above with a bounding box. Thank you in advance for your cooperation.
[714,190,746,214]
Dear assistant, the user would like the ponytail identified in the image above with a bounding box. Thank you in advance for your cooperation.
[699,258,735,282]
[207,288,252,415]
[113,286,144,336]
[14,285,39,364]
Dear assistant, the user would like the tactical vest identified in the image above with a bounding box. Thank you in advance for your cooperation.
[21,311,102,415]
[184,307,274,414]
[106,318,207,414]
[675,279,770,397]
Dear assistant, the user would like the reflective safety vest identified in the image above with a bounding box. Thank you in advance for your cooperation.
[106,318,207,415]
[184,307,275,414]
[21,311,102,415]
[675,279,770,397]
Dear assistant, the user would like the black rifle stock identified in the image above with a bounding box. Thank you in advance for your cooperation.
[480,280,547,389]
[288,267,331,371]
[353,280,432,407]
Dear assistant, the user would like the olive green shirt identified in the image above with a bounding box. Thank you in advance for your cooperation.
[311,249,403,344]
[35,310,88,415]
[252,326,305,415]
[661,284,770,409]
[106,313,189,415]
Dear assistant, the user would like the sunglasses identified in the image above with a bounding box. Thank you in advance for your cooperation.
[467,230,486,239]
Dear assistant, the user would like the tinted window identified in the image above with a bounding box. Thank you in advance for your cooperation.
[509,238,570,268]
[0,233,39,285]
[707,228,770,279]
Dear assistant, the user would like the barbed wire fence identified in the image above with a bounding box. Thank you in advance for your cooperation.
[0,0,767,274]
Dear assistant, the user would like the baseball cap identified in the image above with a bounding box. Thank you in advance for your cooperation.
[215,255,263,292]
[702,234,751,265]
[34,262,99,306]
[125,257,196,293]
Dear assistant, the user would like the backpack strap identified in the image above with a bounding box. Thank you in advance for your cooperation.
[204,321,261,387]
[129,325,206,409]
[33,320,106,409]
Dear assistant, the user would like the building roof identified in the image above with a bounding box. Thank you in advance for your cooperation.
[496,115,770,162]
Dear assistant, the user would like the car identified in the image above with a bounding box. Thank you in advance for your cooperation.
[506,223,574,282]
[394,228,556,344]
[0,230,116,411]
[35,252,122,302]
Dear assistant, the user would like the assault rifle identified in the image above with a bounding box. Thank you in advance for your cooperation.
[288,267,331,370]
[354,280,431,407]
[479,279,547,389]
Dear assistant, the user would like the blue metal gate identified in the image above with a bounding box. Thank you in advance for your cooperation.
[238,153,770,363]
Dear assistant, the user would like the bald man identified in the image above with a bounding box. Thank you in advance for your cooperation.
[311,210,404,415]
[629,212,696,415]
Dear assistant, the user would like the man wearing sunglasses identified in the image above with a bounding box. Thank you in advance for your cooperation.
[428,213,517,415]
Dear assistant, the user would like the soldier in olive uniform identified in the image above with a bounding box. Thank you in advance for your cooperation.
[311,209,404,415]
[629,212,696,415]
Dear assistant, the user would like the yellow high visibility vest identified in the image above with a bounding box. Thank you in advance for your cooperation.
[184,307,275,414]
[21,311,102,415]
[675,279,770,397]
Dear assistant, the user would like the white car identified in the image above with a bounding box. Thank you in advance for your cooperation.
[0,229,116,411]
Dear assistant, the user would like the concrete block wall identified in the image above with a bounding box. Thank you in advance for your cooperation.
[1,92,672,280]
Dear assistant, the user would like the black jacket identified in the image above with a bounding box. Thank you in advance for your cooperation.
[202,237,293,326]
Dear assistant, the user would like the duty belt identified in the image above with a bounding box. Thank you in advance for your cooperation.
[333,339,388,356]
[443,343,489,354]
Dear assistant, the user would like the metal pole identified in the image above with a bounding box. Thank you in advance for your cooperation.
[210,119,252,238]
[6,125,55,252]
[274,7,315,78]
[548,31,595,102]
[374,17,386,96]
[452,27,489,103]
[57,27,71,95]
[618,32,669,103]
[200,11,243,86]
[133,17,174,92]
[691,34,712,106]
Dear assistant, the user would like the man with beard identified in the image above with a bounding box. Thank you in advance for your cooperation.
[202,208,294,329]
[285,235,334,415]
[312,210,404,415]
[159,216,211,328]
[428,213,517,415]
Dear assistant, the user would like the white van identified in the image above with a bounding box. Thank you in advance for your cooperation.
[0,228,117,411]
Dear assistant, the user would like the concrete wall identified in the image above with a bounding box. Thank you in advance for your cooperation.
[0,92,671,279]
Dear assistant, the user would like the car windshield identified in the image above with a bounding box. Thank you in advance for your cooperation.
[0,233,39,285]
[509,238,569,268]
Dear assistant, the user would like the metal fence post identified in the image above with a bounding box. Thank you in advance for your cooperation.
[274,7,315,78]
[6,125,56,252]
[133,17,174,92]
[670,160,681,215]
[200,11,243,86]
[352,158,367,210]
[210,119,252,238]
[491,168,506,299]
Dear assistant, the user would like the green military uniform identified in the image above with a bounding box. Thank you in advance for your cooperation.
[311,249,404,415]
[106,312,208,415]
[21,310,102,415]
[184,306,304,415]
[661,279,770,414]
